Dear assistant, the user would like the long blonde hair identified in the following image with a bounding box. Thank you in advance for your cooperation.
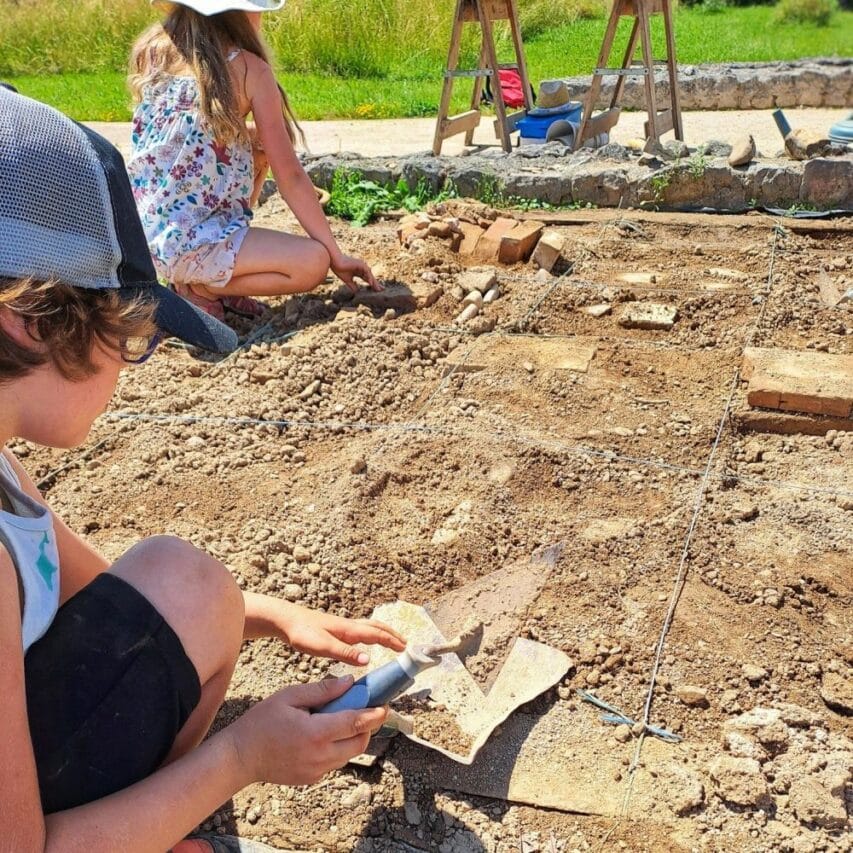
[129,7,302,146]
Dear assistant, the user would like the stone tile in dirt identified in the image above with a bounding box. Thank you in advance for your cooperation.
[429,336,739,468]
[333,432,712,714]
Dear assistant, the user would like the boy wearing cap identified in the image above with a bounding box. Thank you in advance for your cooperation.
[0,88,404,852]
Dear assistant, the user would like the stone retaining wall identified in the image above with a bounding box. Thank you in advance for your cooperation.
[304,149,853,213]
[562,59,852,111]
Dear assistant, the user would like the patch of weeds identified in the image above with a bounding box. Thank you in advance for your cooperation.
[476,173,507,207]
[326,169,457,226]
[643,169,673,208]
[473,174,596,211]
[687,147,708,179]
[774,0,837,26]
[782,201,819,216]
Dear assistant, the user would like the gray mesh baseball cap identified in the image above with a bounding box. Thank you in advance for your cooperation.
[0,87,237,353]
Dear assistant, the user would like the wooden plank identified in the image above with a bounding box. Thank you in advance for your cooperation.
[433,0,467,156]
[477,0,512,151]
[742,347,853,418]
[462,0,510,21]
[645,107,674,138]
[661,0,684,139]
[574,1,622,151]
[440,109,482,139]
[583,107,622,139]
[495,109,526,136]
[637,5,658,140]
[506,0,535,112]
[519,208,853,234]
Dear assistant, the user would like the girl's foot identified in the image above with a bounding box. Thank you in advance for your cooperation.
[170,283,226,322]
[221,294,266,318]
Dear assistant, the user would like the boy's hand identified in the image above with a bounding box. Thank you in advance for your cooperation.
[231,676,387,786]
[331,252,383,292]
[281,603,406,665]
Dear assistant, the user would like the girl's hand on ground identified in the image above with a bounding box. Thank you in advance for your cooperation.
[281,603,406,665]
[331,253,383,292]
[231,676,387,786]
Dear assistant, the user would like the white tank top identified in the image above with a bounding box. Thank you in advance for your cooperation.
[0,452,60,652]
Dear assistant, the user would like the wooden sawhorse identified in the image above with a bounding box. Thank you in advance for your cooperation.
[574,0,683,151]
[433,0,533,155]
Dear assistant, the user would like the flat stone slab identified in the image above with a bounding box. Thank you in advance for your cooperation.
[444,336,597,376]
[279,324,326,354]
[394,701,702,817]
[617,271,664,285]
[617,303,679,330]
[352,281,443,313]
[742,347,853,418]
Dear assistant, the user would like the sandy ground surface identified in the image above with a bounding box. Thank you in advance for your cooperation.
[19,198,852,852]
[88,108,847,161]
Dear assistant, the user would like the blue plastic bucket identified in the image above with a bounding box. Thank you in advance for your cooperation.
[517,103,583,141]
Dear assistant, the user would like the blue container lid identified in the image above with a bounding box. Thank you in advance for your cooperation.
[517,104,582,139]
[828,118,853,145]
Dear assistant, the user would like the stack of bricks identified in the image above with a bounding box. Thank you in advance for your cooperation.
[397,211,545,266]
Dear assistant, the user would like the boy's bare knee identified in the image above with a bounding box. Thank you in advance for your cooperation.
[117,535,244,632]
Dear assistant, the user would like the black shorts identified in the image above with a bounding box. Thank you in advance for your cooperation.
[24,573,201,813]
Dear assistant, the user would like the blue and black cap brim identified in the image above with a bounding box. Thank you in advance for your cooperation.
[119,282,238,354]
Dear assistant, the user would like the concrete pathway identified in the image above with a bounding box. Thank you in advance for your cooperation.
[88,108,846,162]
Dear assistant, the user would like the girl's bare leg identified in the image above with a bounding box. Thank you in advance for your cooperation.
[189,227,331,299]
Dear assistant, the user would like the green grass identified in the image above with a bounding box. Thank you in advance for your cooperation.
[3,4,851,122]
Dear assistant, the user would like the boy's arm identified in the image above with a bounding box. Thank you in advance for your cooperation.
[0,547,48,851]
[2,450,108,602]
[243,592,406,663]
[1,552,245,853]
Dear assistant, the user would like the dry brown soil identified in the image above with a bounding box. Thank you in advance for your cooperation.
[18,201,852,853]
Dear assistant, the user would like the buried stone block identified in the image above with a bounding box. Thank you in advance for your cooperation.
[788,777,849,830]
[617,302,678,331]
[498,221,544,265]
[742,347,853,418]
[531,230,567,273]
[445,336,597,376]
[353,281,443,313]
[709,756,771,808]
[458,267,497,294]
[474,217,518,262]
[456,222,485,256]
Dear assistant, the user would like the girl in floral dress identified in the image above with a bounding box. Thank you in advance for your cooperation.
[128,0,379,321]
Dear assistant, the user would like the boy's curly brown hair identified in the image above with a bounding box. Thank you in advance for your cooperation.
[0,277,158,381]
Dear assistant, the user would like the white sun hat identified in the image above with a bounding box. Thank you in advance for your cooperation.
[152,0,285,15]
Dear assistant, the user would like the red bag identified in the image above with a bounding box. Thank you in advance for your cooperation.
[483,68,531,109]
